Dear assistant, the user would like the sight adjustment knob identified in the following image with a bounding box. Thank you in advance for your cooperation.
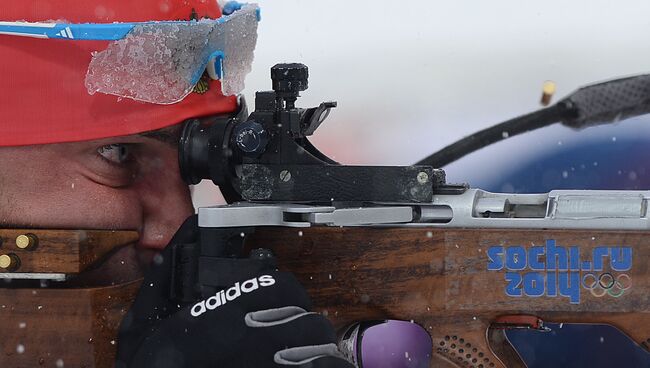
[233,120,269,156]
[271,63,309,95]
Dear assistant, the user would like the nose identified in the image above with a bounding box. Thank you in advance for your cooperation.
[137,154,195,249]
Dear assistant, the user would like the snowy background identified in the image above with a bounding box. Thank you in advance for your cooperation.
[193,0,650,206]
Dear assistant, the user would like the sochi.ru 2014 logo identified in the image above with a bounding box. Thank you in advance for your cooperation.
[487,240,632,304]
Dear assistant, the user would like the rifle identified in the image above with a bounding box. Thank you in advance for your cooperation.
[174,63,650,367]
[1,64,648,367]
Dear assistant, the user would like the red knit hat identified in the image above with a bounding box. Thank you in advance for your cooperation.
[0,0,238,146]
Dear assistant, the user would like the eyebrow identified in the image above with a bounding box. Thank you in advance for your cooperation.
[138,128,181,148]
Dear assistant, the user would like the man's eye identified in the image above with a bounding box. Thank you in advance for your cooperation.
[97,144,133,165]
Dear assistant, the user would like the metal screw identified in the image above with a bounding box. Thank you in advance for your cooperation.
[417,171,429,184]
[16,234,38,250]
[0,253,20,271]
[279,170,292,182]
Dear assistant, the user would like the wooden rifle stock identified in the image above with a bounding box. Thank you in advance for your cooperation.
[1,227,646,367]
[0,229,140,368]
[246,227,650,368]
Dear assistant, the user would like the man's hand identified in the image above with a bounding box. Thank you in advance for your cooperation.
[115,216,354,368]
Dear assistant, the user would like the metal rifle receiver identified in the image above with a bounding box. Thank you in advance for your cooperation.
[179,63,466,204]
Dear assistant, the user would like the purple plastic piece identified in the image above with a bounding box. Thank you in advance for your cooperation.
[358,320,432,368]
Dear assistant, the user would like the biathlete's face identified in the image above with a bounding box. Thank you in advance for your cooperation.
[0,124,194,284]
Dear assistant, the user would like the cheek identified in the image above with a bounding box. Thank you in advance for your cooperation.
[1,170,142,230]
[58,179,144,230]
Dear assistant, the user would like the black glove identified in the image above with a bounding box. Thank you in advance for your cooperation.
[116,216,354,368]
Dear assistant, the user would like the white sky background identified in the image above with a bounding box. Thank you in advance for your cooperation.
[193,0,650,207]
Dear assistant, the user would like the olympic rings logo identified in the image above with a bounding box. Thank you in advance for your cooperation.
[581,273,632,298]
